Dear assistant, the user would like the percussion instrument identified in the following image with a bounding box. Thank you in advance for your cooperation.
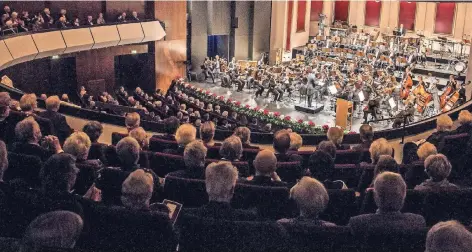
[454,62,466,73]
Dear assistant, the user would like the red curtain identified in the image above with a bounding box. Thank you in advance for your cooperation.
[334,0,349,22]
[434,2,455,34]
[364,0,381,27]
[310,0,324,21]
[297,0,307,32]
[286,0,294,50]
[398,1,416,31]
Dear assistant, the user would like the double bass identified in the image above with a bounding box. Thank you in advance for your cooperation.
[413,83,432,113]
[440,85,453,109]
[400,75,413,99]
[442,91,460,112]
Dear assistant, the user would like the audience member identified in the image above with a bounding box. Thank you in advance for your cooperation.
[184,161,256,221]
[243,150,286,186]
[19,93,55,136]
[404,142,437,189]
[0,140,8,188]
[121,169,154,211]
[82,121,107,162]
[368,138,392,164]
[115,137,141,172]
[219,136,243,162]
[125,112,140,133]
[317,140,337,160]
[327,127,349,150]
[352,124,374,151]
[20,211,83,251]
[63,131,102,166]
[38,95,73,143]
[308,150,345,189]
[278,177,334,226]
[154,116,180,141]
[273,129,302,162]
[0,92,14,143]
[415,154,458,191]
[117,12,127,22]
[130,11,139,21]
[454,110,472,134]
[167,141,207,179]
[426,114,453,147]
[425,220,472,252]
[289,132,302,151]
[349,172,426,236]
[12,118,63,161]
[163,123,196,155]
[200,121,219,147]
[417,142,438,161]
[96,12,105,25]
[234,126,258,149]
[129,127,149,150]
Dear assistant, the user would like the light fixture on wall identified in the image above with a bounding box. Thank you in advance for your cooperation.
[52,55,59,59]
[131,50,137,54]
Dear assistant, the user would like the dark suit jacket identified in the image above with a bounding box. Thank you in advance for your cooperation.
[11,142,54,162]
[426,131,451,147]
[167,166,206,180]
[349,211,426,237]
[162,146,185,156]
[240,176,288,187]
[0,116,19,145]
[276,152,303,163]
[153,134,176,142]
[335,143,351,150]
[38,110,73,142]
[454,124,472,134]
[242,143,260,150]
[351,141,372,152]
[184,201,257,221]
[3,111,54,144]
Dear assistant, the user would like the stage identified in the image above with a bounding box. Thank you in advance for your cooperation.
[190,80,409,133]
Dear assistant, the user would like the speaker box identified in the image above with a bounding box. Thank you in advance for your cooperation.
[232,17,239,28]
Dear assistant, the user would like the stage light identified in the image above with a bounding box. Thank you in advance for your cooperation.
[52,55,59,59]
[131,50,137,54]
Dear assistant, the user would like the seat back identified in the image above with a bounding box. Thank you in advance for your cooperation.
[206,145,221,159]
[422,189,472,226]
[149,137,179,153]
[111,132,128,146]
[206,159,250,177]
[79,205,176,252]
[332,164,360,188]
[439,133,470,182]
[5,152,42,188]
[149,152,186,177]
[360,189,426,215]
[282,224,353,252]
[361,227,428,252]
[404,161,427,189]
[178,215,287,252]
[95,168,130,205]
[276,161,302,183]
[232,183,290,219]
[74,163,100,196]
[322,189,357,225]
[163,175,208,208]
[335,149,363,164]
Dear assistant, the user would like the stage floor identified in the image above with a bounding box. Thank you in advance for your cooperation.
[190,80,398,133]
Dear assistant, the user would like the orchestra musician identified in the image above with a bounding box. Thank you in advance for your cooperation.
[427,77,441,113]
[363,98,380,124]
[201,57,215,83]
[306,69,316,107]
[446,75,457,92]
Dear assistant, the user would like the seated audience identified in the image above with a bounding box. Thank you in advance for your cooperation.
[368,138,392,165]
[0,92,14,144]
[20,211,83,251]
[242,150,286,186]
[125,112,140,133]
[425,220,472,252]
[200,121,219,147]
[115,137,141,172]
[415,154,458,191]
[19,93,55,136]
[219,136,243,162]
[121,169,155,211]
[349,172,426,236]
[454,110,472,134]
[417,142,438,161]
[129,127,149,150]
[38,95,73,143]
[167,141,207,179]
[82,121,107,162]
[308,150,345,189]
[154,116,180,141]
[404,142,437,189]
[289,132,302,151]
[63,132,102,166]
[278,177,334,226]
[327,127,349,150]
[184,161,256,221]
[234,126,258,149]
[426,114,453,147]
[12,118,63,161]
[163,123,196,155]
[0,140,8,189]
[317,140,337,160]
[352,124,374,151]
[273,129,302,162]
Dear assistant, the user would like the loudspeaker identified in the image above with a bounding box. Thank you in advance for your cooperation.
[232,17,239,28]
[294,105,325,114]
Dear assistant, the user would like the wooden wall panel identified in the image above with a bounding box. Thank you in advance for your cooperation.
[398,1,416,31]
[73,44,148,94]
[155,0,187,41]
[286,0,294,50]
[364,0,381,27]
[105,0,145,21]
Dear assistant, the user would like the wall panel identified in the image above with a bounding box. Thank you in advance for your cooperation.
[398,1,416,31]
[106,0,145,21]
[310,1,323,21]
[364,0,381,27]
[434,2,455,34]
[334,0,349,22]
[297,0,307,32]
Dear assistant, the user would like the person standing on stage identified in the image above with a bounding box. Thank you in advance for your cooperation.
[307,69,316,107]
[427,78,441,114]
[266,75,280,102]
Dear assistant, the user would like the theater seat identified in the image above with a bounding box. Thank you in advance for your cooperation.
[78,205,176,252]
[335,149,364,164]
[332,164,360,188]
[163,175,208,208]
[281,224,353,252]
[5,152,42,188]
[422,189,472,226]
[276,161,302,183]
[232,183,291,219]
[149,152,185,177]
[149,137,179,153]
[206,159,250,177]
[178,215,287,252]
[360,189,427,215]
[322,189,357,225]
[111,132,128,146]
[360,227,428,252]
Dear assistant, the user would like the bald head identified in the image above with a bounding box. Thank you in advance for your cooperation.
[253,150,277,176]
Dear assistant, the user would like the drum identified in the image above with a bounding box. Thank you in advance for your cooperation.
[454,62,466,73]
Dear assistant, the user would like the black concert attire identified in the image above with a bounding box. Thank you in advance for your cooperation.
[363,99,380,123]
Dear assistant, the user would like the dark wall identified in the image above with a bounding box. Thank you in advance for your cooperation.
[105,0,145,21]
[115,53,155,93]
[0,57,77,96]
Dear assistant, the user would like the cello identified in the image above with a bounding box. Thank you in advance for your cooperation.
[442,91,460,112]
[440,85,452,109]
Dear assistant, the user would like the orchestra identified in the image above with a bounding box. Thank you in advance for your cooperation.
[198,24,469,127]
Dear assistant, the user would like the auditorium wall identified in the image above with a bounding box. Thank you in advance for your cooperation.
[253,1,272,61]
[309,1,472,40]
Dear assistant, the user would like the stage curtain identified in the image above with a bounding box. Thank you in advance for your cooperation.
[297,0,307,32]
[398,1,416,31]
[334,0,349,22]
[310,0,324,21]
[286,0,294,50]
[364,0,381,27]
[434,2,455,34]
